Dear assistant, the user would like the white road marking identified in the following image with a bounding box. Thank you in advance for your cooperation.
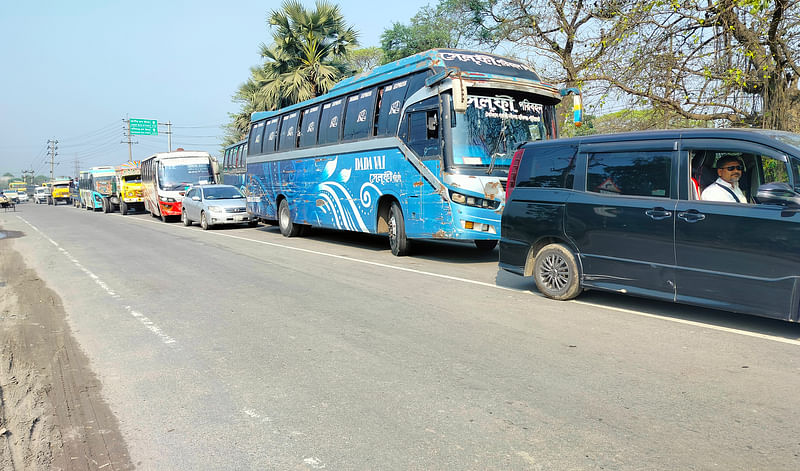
[64,214,800,346]
[17,216,177,346]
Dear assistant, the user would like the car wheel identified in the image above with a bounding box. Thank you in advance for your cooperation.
[200,211,209,230]
[533,243,582,300]
[278,199,301,237]
[474,240,498,251]
[182,210,192,226]
[388,202,410,256]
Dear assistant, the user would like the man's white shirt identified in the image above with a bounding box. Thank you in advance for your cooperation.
[701,177,747,203]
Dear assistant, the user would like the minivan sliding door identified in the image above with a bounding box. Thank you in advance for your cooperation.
[565,142,678,300]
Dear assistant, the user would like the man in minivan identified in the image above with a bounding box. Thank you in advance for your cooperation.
[701,154,747,203]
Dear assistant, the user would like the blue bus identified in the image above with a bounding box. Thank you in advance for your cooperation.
[245,49,581,255]
[79,166,116,211]
[221,139,248,192]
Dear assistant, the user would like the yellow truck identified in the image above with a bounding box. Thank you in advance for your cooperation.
[48,179,73,205]
[109,162,144,215]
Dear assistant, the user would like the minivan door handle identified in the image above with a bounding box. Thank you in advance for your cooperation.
[645,207,673,220]
[677,209,706,223]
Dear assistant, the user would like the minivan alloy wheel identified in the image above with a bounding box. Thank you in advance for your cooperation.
[533,243,581,300]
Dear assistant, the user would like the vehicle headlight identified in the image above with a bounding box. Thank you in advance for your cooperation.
[449,191,500,209]
[159,196,176,203]
[207,205,222,212]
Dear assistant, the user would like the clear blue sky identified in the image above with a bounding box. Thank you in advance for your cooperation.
[0,0,432,178]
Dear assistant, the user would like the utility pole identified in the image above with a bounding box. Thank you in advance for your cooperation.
[165,121,172,152]
[21,169,34,188]
[122,117,138,162]
[47,138,58,182]
[73,154,80,180]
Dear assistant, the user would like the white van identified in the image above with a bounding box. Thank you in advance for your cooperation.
[34,186,48,204]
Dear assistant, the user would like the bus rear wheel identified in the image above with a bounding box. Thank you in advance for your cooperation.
[388,202,410,256]
[278,199,301,237]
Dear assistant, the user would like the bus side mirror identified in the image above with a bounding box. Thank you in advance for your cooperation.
[559,87,583,127]
[452,78,468,113]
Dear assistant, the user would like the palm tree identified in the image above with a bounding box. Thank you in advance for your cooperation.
[226,0,359,145]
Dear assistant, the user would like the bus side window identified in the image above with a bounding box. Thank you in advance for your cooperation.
[404,110,440,160]
[375,80,409,136]
[263,118,280,154]
[298,106,321,148]
[343,88,376,141]
[279,112,299,151]
[318,99,344,145]
[248,121,265,155]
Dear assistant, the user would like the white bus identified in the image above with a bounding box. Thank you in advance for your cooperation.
[141,150,220,222]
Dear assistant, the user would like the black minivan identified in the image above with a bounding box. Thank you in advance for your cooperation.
[499,129,800,321]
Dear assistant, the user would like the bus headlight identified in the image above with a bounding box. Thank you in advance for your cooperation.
[449,191,500,209]
[159,196,176,203]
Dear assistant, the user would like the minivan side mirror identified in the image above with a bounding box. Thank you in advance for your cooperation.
[755,182,800,207]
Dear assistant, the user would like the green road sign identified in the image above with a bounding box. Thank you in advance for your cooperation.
[130,118,158,135]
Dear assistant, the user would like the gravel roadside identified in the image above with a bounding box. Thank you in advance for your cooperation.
[0,230,133,470]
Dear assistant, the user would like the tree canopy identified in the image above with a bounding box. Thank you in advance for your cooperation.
[225,0,359,146]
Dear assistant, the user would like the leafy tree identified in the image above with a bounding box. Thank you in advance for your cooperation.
[348,47,384,74]
[585,0,800,131]
[452,0,800,131]
[226,0,359,145]
[380,1,471,63]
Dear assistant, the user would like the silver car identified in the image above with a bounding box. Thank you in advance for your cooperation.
[181,184,257,230]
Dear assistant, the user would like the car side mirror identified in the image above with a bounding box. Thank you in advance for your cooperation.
[755,182,800,207]
[192,196,201,201]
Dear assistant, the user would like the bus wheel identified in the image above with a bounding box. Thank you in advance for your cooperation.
[533,243,582,300]
[160,211,168,223]
[121,201,128,215]
[474,240,498,251]
[388,202,410,256]
[278,200,301,237]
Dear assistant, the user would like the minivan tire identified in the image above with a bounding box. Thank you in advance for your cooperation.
[533,243,582,300]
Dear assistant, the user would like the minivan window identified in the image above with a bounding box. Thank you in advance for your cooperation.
[587,151,672,198]
[518,144,577,189]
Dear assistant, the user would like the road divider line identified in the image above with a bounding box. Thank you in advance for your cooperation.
[127,216,800,346]
[17,215,177,346]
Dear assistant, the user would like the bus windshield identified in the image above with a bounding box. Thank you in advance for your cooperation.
[451,91,556,168]
[94,175,115,195]
[158,162,213,190]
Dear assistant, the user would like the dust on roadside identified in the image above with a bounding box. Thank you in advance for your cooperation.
[0,230,133,470]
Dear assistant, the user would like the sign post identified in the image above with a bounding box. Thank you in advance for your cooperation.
[129,118,158,136]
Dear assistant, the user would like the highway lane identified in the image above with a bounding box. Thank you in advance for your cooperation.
[2,202,800,470]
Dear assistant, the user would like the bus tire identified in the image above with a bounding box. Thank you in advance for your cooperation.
[200,212,209,230]
[102,199,110,213]
[278,199,301,237]
[474,240,498,251]
[388,202,410,256]
[532,243,582,301]
[161,211,168,223]
[121,201,128,215]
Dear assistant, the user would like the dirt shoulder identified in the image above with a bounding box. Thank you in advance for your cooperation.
[0,231,133,470]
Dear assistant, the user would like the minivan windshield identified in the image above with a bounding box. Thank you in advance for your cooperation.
[450,90,556,169]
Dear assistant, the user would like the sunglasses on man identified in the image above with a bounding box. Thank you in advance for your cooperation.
[720,165,743,171]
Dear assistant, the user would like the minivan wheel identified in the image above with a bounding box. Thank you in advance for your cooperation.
[533,243,582,300]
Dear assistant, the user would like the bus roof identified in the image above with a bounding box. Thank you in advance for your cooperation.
[251,48,553,122]
[142,150,212,161]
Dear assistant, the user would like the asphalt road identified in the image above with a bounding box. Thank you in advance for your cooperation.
[2,202,800,470]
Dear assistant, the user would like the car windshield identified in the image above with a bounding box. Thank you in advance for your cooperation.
[158,162,214,190]
[450,91,556,169]
[204,187,243,200]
